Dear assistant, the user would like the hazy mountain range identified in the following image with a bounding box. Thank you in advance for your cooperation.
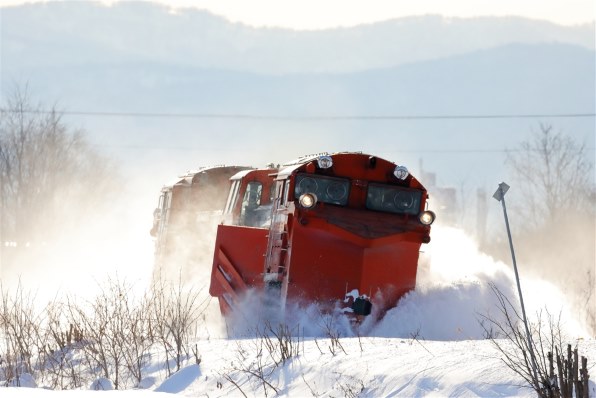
[0,1,594,193]
[2,2,593,113]
[2,1,594,74]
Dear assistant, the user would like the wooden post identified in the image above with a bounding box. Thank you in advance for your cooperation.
[572,348,580,398]
[547,351,559,398]
[556,347,567,398]
[567,345,573,398]
[580,356,589,398]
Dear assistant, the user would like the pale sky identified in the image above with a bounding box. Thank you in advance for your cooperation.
[0,0,594,28]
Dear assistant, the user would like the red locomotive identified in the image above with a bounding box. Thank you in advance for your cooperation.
[150,165,252,280]
[208,152,435,322]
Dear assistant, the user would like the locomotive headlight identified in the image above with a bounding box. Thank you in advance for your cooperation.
[316,155,333,169]
[393,165,409,180]
[299,193,318,209]
[419,210,436,225]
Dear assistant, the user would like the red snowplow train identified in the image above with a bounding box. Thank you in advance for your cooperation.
[150,165,252,280]
[207,152,435,321]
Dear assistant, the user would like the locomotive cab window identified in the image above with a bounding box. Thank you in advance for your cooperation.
[283,180,290,204]
[275,180,283,201]
[224,180,241,215]
[270,182,277,203]
[155,194,165,219]
[157,193,165,211]
[240,181,269,227]
[366,184,422,215]
[163,192,172,211]
[273,180,289,205]
[294,173,350,206]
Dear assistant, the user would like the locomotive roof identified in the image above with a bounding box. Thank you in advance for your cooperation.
[275,152,426,190]
[229,166,278,180]
[160,165,252,189]
[178,164,243,178]
[277,151,382,179]
[229,168,257,180]
[282,151,363,167]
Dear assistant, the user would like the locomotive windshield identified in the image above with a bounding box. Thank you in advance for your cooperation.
[366,183,422,215]
[294,174,350,206]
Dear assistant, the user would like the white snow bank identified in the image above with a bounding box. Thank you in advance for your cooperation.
[89,378,113,390]
[155,364,201,394]
[372,226,588,340]
[3,337,596,397]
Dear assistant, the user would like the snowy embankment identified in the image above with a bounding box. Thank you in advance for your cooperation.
[3,337,595,397]
[2,226,595,396]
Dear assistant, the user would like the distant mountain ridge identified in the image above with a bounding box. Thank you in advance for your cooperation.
[1,1,594,74]
[0,1,593,188]
[13,43,593,118]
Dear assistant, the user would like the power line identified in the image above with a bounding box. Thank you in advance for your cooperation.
[1,108,595,121]
[94,144,596,153]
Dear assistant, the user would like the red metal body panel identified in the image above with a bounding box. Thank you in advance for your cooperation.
[209,224,268,313]
[285,217,420,315]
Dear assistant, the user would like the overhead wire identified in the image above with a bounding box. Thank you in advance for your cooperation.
[0,108,594,120]
[3,107,593,153]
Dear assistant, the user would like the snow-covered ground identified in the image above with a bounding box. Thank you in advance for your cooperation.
[3,337,595,397]
[2,226,595,397]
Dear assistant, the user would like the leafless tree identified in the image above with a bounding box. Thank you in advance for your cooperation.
[0,84,116,275]
[505,124,595,335]
[506,124,593,229]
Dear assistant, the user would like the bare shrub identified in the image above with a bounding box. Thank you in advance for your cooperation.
[301,373,321,397]
[39,301,85,389]
[0,281,43,386]
[223,321,303,397]
[149,274,207,376]
[64,276,151,389]
[0,271,209,390]
[321,317,347,356]
[225,338,279,398]
[479,283,591,397]
[121,292,154,388]
[335,373,366,398]
[260,321,301,368]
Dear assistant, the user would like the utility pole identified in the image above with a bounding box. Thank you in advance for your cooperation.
[492,182,539,385]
